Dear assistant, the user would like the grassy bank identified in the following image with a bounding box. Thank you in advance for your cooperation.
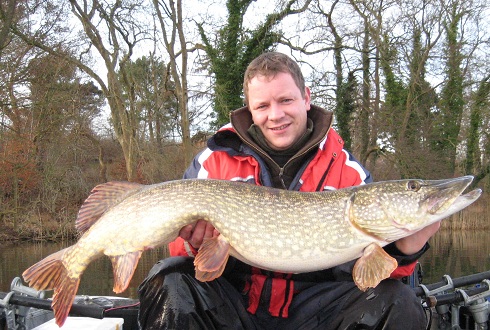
[441,192,490,230]
[0,211,78,243]
[1,192,488,243]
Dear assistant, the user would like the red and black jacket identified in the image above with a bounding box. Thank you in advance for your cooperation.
[169,105,427,318]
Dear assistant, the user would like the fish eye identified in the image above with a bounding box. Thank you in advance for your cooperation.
[407,180,421,191]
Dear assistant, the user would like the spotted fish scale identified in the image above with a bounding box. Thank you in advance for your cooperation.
[22,176,481,327]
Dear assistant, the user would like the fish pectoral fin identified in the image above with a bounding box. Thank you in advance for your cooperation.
[110,250,143,293]
[194,235,230,282]
[352,243,398,292]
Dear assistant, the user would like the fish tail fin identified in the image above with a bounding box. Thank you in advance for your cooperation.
[22,247,80,327]
[52,276,80,327]
[110,250,143,293]
[22,248,69,291]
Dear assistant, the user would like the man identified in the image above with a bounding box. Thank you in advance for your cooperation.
[138,52,438,329]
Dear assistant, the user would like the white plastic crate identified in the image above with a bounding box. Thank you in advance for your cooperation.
[31,316,124,330]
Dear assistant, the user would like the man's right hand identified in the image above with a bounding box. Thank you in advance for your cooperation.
[179,219,219,249]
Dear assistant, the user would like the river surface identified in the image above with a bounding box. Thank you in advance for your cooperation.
[1,230,489,297]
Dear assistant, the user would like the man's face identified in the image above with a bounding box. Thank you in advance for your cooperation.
[247,72,311,151]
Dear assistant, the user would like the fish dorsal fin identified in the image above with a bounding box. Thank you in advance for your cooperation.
[352,243,398,291]
[76,181,144,234]
[194,235,230,282]
[110,250,143,293]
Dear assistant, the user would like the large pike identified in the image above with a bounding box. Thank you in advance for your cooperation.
[23,176,481,326]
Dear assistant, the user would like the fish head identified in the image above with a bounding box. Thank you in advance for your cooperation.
[350,176,482,241]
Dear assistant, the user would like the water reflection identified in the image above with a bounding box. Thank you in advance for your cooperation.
[420,230,490,283]
[0,242,169,298]
[1,230,489,297]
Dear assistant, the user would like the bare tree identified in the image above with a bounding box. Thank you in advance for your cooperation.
[152,0,194,166]
[0,0,17,56]
[10,0,152,181]
[68,0,152,182]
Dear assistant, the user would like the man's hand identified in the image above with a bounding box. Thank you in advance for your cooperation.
[179,220,219,249]
[395,221,441,255]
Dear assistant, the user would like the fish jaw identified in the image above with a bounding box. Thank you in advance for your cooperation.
[401,176,480,230]
[421,176,475,215]
[350,176,481,241]
[424,187,482,223]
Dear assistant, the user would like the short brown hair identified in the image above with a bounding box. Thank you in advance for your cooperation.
[243,52,306,105]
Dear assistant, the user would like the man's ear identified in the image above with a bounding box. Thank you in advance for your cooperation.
[304,86,311,110]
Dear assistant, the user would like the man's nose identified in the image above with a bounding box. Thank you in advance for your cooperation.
[268,103,285,120]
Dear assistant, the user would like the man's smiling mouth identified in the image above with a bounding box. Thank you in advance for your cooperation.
[271,124,290,131]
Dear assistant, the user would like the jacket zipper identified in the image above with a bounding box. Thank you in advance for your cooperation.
[235,130,327,190]
[233,120,333,189]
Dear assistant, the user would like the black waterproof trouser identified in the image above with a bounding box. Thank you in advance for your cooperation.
[138,257,427,330]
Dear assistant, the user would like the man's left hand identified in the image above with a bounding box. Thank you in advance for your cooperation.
[395,221,441,255]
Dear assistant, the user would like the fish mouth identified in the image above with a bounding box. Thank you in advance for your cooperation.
[351,176,481,241]
[387,180,481,237]
[390,186,481,231]
[424,175,475,214]
[396,176,481,233]
[433,187,482,216]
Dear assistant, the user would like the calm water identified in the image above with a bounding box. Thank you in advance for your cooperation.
[0,242,168,298]
[419,230,490,283]
[1,230,489,297]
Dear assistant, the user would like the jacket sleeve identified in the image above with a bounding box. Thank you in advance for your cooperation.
[384,242,430,279]
[169,237,198,257]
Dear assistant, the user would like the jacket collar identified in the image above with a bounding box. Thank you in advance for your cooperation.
[229,104,333,155]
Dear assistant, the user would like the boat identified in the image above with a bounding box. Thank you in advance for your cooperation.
[1,268,489,329]
[0,278,138,329]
